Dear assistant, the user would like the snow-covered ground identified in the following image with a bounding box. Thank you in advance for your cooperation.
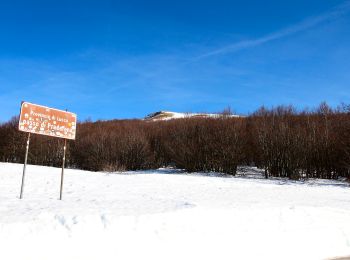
[0,162,350,260]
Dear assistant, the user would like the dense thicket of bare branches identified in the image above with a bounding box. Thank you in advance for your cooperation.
[159,118,246,174]
[250,103,350,179]
[0,103,349,180]
[71,120,153,171]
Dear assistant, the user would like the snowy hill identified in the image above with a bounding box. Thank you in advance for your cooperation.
[1,162,350,260]
[144,111,240,121]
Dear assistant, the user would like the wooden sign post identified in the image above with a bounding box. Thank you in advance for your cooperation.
[18,102,77,200]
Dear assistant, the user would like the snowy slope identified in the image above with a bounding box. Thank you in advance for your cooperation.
[144,111,240,121]
[1,162,350,260]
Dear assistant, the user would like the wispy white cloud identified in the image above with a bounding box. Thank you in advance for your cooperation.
[194,1,350,60]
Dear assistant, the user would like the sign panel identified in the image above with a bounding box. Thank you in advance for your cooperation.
[18,102,77,140]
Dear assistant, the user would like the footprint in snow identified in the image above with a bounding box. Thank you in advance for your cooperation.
[54,215,71,232]
[180,201,196,209]
[100,214,109,228]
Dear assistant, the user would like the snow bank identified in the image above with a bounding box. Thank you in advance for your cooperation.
[0,162,349,260]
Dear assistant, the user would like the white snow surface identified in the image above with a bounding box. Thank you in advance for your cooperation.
[1,162,350,260]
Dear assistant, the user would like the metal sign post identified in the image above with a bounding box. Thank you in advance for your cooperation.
[59,138,67,200]
[19,133,31,199]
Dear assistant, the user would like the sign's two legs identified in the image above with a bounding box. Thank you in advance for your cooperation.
[19,135,67,200]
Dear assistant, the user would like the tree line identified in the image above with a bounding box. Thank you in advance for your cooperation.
[0,103,349,180]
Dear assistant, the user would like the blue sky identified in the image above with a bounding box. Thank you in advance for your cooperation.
[1,0,350,121]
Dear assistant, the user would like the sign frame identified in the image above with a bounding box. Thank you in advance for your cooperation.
[18,101,77,140]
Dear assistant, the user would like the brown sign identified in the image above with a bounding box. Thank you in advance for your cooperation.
[18,102,77,140]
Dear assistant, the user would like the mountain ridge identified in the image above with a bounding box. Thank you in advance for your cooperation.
[144,111,241,121]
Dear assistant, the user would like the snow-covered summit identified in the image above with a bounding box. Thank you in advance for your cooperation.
[144,111,240,121]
